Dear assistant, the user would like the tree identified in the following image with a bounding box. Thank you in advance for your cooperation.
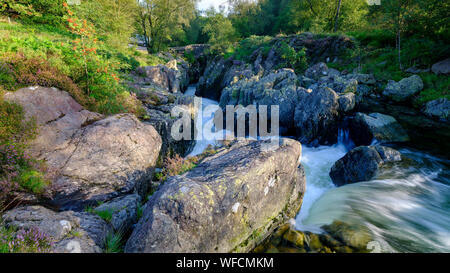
[333,0,342,32]
[138,0,197,53]
[72,0,139,50]
[0,0,66,26]
[202,8,237,53]
[382,0,414,70]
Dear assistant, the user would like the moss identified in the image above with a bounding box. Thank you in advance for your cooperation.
[19,169,49,194]
[282,229,304,248]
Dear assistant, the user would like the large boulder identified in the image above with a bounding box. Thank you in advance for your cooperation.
[220,69,299,134]
[422,98,450,122]
[4,87,162,211]
[431,58,450,75]
[329,146,402,186]
[125,139,306,253]
[382,75,423,102]
[2,206,112,253]
[347,112,410,146]
[294,86,340,145]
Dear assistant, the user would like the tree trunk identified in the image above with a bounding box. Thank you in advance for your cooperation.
[333,0,342,32]
[397,29,403,71]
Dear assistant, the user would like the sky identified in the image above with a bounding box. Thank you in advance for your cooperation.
[197,0,229,11]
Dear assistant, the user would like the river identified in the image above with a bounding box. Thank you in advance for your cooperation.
[185,85,450,253]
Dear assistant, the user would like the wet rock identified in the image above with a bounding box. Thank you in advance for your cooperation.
[294,86,340,145]
[5,87,162,211]
[329,145,402,186]
[431,58,450,75]
[125,139,305,253]
[382,75,424,102]
[348,112,410,146]
[422,98,450,122]
[322,221,372,250]
[93,194,141,233]
[196,56,234,100]
[2,206,112,253]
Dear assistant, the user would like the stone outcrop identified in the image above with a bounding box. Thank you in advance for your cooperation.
[347,112,410,146]
[4,86,162,211]
[329,145,402,186]
[2,206,112,253]
[138,88,196,158]
[93,194,141,233]
[133,59,189,94]
[294,86,341,145]
[422,98,449,122]
[125,139,305,253]
[431,58,450,75]
[219,68,354,145]
[382,75,424,102]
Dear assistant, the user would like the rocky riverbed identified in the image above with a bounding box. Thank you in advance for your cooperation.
[1,33,449,253]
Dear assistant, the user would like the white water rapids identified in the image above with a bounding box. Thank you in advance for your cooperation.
[185,85,450,253]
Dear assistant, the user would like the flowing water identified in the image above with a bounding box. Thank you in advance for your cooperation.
[186,85,450,253]
[295,134,450,253]
[185,86,223,157]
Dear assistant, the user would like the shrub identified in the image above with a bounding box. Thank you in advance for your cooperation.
[94,209,113,223]
[104,232,123,253]
[0,92,49,205]
[0,52,90,108]
[276,41,308,74]
[157,146,219,180]
[0,91,37,145]
[0,225,53,253]
[163,154,198,177]
[1,0,66,26]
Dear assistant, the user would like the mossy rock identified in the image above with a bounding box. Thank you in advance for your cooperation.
[305,233,324,251]
[322,221,373,250]
[282,229,305,248]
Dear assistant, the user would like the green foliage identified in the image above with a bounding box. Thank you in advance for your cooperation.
[72,0,138,50]
[1,0,66,26]
[104,232,123,253]
[0,91,50,204]
[137,0,197,53]
[0,224,53,253]
[183,50,196,64]
[415,74,450,106]
[276,41,308,73]
[202,8,237,54]
[0,19,145,116]
[19,170,48,194]
[229,35,273,61]
[0,93,37,145]
[95,209,113,223]
[136,204,143,220]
